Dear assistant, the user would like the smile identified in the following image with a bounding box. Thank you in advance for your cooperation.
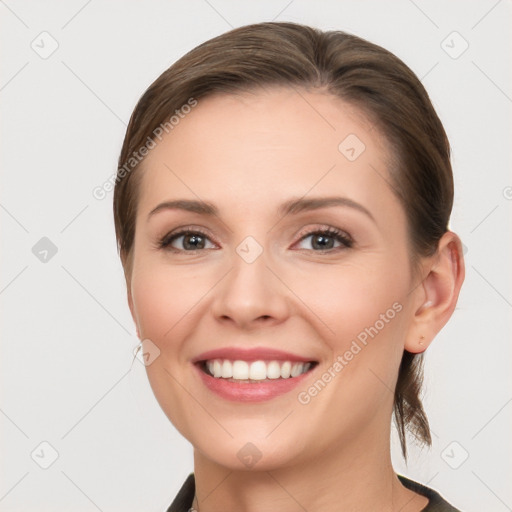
[192,347,318,401]
[202,359,314,381]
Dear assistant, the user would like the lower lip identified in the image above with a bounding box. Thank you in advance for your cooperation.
[194,364,314,402]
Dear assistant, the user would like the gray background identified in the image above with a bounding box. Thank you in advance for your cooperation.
[1,0,511,510]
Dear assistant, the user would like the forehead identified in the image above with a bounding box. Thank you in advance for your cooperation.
[137,87,399,219]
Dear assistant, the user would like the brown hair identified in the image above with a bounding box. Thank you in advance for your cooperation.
[114,21,453,458]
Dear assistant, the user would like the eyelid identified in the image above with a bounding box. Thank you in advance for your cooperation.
[158,226,219,251]
[293,224,353,249]
[295,224,352,240]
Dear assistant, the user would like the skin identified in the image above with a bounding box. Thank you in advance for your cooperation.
[126,87,465,511]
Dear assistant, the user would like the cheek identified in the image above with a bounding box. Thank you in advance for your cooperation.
[131,262,210,344]
[290,258,409,397]
[129,263,212,436]
[290,264,408,431]
[293,258,408,342]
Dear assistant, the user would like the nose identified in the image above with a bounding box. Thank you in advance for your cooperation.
[211,246,290,331]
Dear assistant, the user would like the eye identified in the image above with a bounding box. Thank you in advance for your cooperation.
[157,226,352,253]
[159,229,217,252]
[294,227,353,252]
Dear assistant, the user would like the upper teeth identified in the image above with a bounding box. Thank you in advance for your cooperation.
[206,359,312,380]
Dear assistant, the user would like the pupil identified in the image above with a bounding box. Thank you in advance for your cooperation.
[184,234,204,250]
[313,234,333,250]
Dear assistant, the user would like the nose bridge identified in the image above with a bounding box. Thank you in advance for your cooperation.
[211,236,289,328]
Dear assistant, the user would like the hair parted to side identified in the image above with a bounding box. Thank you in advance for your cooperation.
[114,22,454,458]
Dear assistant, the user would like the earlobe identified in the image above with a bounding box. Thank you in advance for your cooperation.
[406,334,429,354]
[405,231,465,354]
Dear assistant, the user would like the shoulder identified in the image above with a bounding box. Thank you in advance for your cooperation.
[398,475,463,512]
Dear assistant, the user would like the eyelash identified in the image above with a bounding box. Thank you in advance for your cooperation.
[157,226,353,253]
[295,226,353,252]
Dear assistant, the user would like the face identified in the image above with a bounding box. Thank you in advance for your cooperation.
[127,88,423,471]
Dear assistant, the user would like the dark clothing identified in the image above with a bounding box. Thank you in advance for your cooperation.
[398,475,461,511]
[166,472,461,511]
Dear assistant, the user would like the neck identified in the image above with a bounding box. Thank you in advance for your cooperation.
[191,426,427,512]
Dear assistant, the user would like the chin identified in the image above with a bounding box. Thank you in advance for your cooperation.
[200,441,304,472]
[186,425,310,472]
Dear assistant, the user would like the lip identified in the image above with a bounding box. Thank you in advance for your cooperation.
[194,362,316,402]
[192,347,315,364]
[192,347,318,402]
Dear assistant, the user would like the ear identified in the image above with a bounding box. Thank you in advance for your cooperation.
[404,231,465,354]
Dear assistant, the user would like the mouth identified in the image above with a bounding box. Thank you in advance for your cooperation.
[198,358,318,382]
[193,357,318,402]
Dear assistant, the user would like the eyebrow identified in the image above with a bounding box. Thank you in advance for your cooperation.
[147,196,375,222]
[278,196,375,222]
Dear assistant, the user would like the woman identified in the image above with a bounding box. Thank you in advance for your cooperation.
[114,22,465,511]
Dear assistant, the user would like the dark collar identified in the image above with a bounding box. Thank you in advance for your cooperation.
[166,473,461,511]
